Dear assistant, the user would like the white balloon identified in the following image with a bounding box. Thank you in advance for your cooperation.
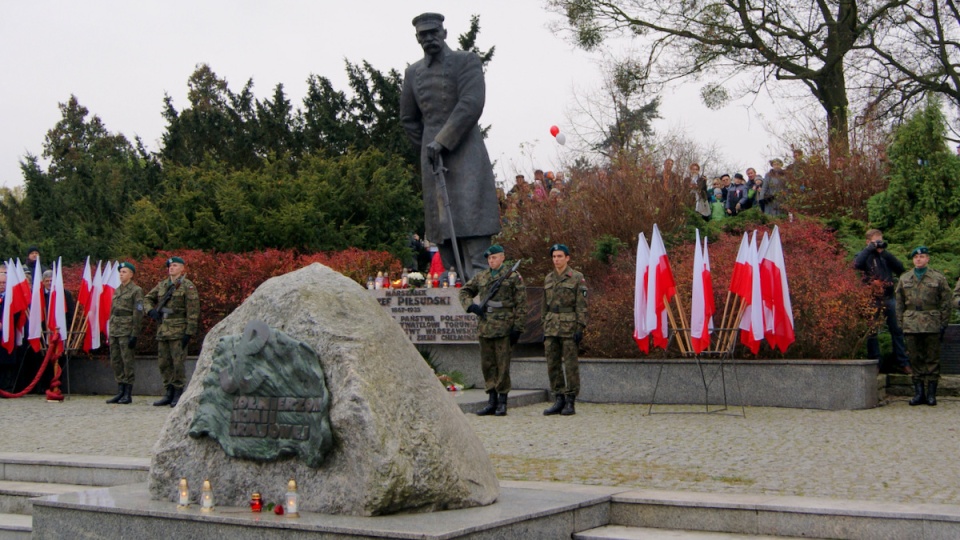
[555,132,566,145]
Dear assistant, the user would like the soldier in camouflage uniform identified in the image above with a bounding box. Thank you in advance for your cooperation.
[895,246,952,406]
[105,262,144,405]
[460,245,526,416]
[144,256,199,408]
[541,244,588,416]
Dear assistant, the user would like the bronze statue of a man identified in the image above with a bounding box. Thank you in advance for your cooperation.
[400,12,500,279]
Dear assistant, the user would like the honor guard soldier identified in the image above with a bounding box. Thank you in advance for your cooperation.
[144,256,199,407]
[459,245,526,416]
[541,244,587,416]
[106,262,144,405]
[895,246,952,406]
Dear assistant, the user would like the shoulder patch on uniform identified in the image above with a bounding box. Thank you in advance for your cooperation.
[136,302,143,311]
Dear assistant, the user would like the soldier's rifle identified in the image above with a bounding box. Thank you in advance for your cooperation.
[432,155,467,282]
[149,278,180,322]
[472,260,522,320]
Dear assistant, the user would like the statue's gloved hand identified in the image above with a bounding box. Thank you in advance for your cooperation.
[427,141,444,165]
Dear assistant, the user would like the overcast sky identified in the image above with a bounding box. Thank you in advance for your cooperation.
[0,1,784,190]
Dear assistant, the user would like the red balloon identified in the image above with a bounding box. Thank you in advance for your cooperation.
[549,125,560,137]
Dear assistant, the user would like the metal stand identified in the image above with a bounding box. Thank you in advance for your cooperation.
[647,327,745,417]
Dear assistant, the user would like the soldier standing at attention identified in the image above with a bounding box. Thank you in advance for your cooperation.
[144,256,199,408]
[459,245,526,416]
[105,262,144,405]
[541,244,587,416]
[895,246,952,406]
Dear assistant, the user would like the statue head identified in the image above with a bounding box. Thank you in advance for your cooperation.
[412,13,447,56]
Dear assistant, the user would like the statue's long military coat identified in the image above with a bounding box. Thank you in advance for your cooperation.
[400,43,501,243]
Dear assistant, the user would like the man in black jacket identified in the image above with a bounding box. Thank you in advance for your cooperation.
[853,229,910,373]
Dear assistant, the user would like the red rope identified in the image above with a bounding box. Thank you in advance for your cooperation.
[0,343,61,399]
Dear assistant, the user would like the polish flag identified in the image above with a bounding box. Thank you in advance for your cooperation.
[77,257,92,314]
[760,226,795,353]
[729,233,750,298]
[644,224,677,350]
[690,232,715,353]
[738,232,765,354]
[14,259,31,312]
[2,259,29,353]
[47,258,68,343]
[84,261,103,352]
[27,257,45,352]
[100,261,120,339]
[633,232,651,353]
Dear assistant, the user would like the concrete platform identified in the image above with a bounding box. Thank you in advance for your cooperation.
[31,482,617,540]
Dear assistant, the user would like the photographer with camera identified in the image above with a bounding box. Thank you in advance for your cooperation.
[853,229,909,373]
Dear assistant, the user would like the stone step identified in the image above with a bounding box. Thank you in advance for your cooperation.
[0,480,93,515]
[576,524,825,539]
[609,490,960,540]
[0,452,149,486]
[0,512,31,540]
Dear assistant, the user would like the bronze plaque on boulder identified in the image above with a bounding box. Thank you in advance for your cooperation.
[188,320,333,467]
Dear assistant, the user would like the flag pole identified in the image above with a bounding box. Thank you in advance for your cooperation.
[673,293,693,353]
[664,295,689,355]
[724,298,747,351]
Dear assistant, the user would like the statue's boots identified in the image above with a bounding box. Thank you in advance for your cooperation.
[118,384,133,405]
[495,393,508,416]
[153,385,174,407]
[927,381,938,406]
[106,384,125,404]
[560,394,577,416]
[908,381,926,406]
[476,390,497,416]
[543,394,565,416]
[170,387,184,408]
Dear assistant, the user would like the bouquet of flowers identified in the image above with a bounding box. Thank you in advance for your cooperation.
[407,272,426,288]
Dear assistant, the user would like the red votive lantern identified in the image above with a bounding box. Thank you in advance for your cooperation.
[250,492,263,512]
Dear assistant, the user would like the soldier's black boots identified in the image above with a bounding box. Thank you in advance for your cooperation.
[106,384,125,404]
[118,384,132,405]
[927,381,938,406]
[495,393,508,416]
[543,394,565,415]
[476,390,497,416]
[561,394,576,416]
[908,381,926,406]
[170,387,184,408]
[153,385,175,407]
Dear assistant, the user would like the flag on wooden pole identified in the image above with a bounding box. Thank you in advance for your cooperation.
[633,232,651,353]
[760,226,795,353]
[690,231,715,353]
[27,257,44,352]
[645,224,677,350]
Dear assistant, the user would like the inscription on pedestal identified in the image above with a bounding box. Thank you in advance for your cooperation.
[371,288,478,344]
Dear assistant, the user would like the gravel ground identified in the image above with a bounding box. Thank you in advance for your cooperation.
[2,393,958,506]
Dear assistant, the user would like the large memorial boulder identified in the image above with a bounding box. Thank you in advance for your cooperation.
[148,263,499,516]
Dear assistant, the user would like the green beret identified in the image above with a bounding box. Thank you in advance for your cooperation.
[483,244,504,257]
[119,262,136,273]
[550,243,570,256]
[166,256,185,266]
[909,246,929,257]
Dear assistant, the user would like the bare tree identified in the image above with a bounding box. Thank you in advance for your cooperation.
[548,0,908,159]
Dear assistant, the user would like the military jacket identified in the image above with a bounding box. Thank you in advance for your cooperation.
[541,268,588,337]
[108,281,144,338]
[144,276,200,339]
[895,269,951,333]
[459,263,526,339]
[954,276,960,310]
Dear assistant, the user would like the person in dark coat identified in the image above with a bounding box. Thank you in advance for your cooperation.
[400,12,500,280]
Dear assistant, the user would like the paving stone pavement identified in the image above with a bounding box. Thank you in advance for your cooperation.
[1,394,958,506]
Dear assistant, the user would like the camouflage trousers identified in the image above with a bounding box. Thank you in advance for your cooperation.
[544,336,579,397]
[479,336,512,394]
[109,336,136,385]
[157,339,187,389]
[906,333,941,384]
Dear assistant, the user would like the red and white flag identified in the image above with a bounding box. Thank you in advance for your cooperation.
[739,232,765,354]
[644,224,677,350]
[633,232,651,353]
[2,259,29,353]
[729,232,750,299]
[760,226,795,353]
[100,261,120,339]
[27,257,45,352]
[690,231,715,353]
[84,261,103,352]
[47,258,68,343]
[77,256,92,313]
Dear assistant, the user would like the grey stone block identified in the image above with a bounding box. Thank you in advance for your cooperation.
[61,356,197,396]
[758,510,922,540]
